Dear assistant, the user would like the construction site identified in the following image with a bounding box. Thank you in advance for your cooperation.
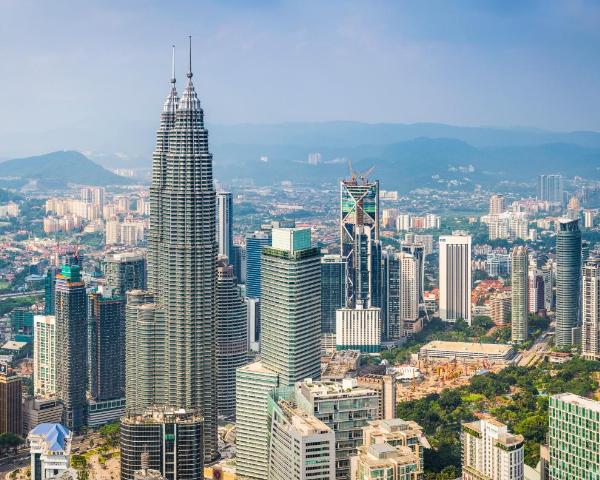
[394,354,508,402]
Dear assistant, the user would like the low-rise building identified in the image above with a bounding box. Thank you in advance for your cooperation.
[28,423,73,480]
[419,341,516,364]
[22,397,64,437]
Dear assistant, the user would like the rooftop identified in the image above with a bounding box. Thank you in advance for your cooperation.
[553,393,600,413]
[28,423,72,452]
[420,340,513,356]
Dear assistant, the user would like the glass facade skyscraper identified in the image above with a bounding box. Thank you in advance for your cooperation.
[538,174,563,203]
[320,255,346,335]
[555,218,582,347]
[245,230,271,299]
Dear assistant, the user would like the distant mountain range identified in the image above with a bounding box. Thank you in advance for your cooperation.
[0,151,134,188]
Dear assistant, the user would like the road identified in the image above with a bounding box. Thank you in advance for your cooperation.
[0,455,29,480]
[517,325,554,367]
[0,290,43,300]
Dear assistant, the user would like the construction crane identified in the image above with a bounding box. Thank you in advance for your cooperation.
[347,159,375,183]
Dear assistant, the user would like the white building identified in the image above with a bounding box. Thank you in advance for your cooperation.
[582,258,600,360]
[33,315,56,397]
[105,219,121,245]
[462,416,524,480]
[336,306,381,353]
[439,234,472,324]
[28,423,73,480]
[399,252,419,328]
[268,396,335,480]
[396,214,410,232]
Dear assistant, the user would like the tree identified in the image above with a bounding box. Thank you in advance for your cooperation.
[99,422,120,448]
[0,432,23,456]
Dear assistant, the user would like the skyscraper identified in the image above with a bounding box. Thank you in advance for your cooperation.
[43,267,58,315]
[215,259,248,417]
[320,255,346,346]
[236,228,321,479]
[538,174,563,203]
[132,43,218,461]
[55,264,87,431]
[340,175,380,308]
[0,366,22,435]
[400,242,425,303]
[555,218,582,347]
[582,258,600,360]
[245,230,271,299]
[511,246,528,343]
[88,287,125,402]
[489,194,505,215]
[216,191,233,260]
[439,234,472,324]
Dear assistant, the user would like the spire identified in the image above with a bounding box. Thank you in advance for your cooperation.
[171,45,176,85]
[187,35,193,79]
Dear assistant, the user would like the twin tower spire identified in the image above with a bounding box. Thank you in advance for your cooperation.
[170,36,193,87]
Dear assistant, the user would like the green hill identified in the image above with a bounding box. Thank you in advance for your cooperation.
[0,151,133,187]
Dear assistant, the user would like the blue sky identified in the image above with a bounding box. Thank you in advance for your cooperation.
[1,0,599,157]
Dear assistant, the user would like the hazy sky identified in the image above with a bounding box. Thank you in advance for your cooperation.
[1,0,600,157]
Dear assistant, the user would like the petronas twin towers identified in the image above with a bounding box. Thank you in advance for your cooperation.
[130,41,218,462]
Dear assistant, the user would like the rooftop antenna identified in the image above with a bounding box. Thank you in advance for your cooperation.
[171,44,176,85]
[187,35,193,79]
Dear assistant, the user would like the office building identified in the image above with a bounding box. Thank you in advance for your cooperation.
[103,251,147,297]
[120,407,203,480]
[54,264,87,431]
[400,242,425,303]
[461,416,524,480]
[245,297,260,352]
[542,262,554,312]
[528,268,545,315]
[235,362,280,480]
[582,259,600,360]
[215,259,248,417]
[217,192,233,260]
[22,398,63,437]
[124,290,165,411]
[11,308,34,341]
[33,315,56,397]
[88,287,125,402]
[489,194,506,215]
[321,255,347,344]
[260,228,321,386]
[134,452,167,480]
[245,230,272,299]
[555,218,582,347]
[297,378,379,480]
[44,267,59,315]
[236,227,322,480]
[398,252,420,336]
[511,246,528,343]
[141,47,218,461]
[548,393,600,480]
[0,367,22,435]
[382,249,401,341]
[28,423,73,480]
[538,174,563,203]
[231,244,245,284]
[340,175,380,308]
[336,307,381,353]
[439,234,472,324]
[268,388,336,480]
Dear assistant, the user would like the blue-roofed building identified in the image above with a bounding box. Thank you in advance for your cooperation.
[28,423,73,480]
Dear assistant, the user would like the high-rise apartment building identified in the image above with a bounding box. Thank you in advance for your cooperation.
[549,393,600,480]
[55,264,87,431]
[351,443,419,480]
[267,388,336,480]
[215,259,248,417]
[296,378,379,480]
[489,194,506,215]
[217,191,233,260]
[398,252,420,336]
[321,255,347,346]
[582,258,600,360]
[103,251,147,297]
[461,416,524,480]
[120,407,203,480]
[538,174,563,203]
[528,268,545,315]
[137,47,218,461]
[555,218,582,347]
[439,234,472,324]
[261,228,321,386]
[511,246,528,343]
[340,176,380,308]
[80,186,105,207]
[33,315,56,397]
[245,230,272,299]
[400,242,425,303]
[0,367,22,435]
[88,287,125,402]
